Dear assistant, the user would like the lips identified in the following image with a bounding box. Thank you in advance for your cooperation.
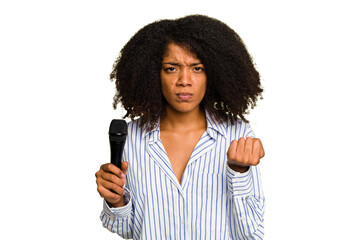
[176,93,193,101]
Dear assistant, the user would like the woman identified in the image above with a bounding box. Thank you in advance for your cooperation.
[96,15,265,239]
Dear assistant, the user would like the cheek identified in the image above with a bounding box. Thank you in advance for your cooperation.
[161,82,173,97]
[163,81,175,91]
[200,79,207,95]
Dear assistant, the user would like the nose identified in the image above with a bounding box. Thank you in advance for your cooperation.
[177,68,192,87]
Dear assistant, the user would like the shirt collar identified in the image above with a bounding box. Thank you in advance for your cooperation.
[205,111,227,138]
[143,110,227,141]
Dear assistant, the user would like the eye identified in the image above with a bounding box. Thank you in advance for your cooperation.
[193,66,204,72]
[165,67,177,72]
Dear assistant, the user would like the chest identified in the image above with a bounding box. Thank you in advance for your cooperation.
[131,139,229,239]
[160,130,205,184]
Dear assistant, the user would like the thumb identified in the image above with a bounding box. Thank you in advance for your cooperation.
[121,161,129,174]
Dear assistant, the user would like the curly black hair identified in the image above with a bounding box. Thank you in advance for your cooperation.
[110,15,263,130]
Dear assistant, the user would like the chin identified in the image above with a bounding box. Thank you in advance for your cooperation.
[173,106,201,114]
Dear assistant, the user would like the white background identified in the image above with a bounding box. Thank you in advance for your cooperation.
[1,0,359,239]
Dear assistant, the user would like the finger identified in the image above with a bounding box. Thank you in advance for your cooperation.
[235,137,246,157]
[101,172,124,188]
[119,162,128,187]
[95,170,101,178]
[97,184,121,202]
[253,138,265,158]
[238,137,246,152]
[227,140,238,160]
[259,140,265,158]
[244,137,254,163]
[98,164,127,188]
[252,139,261,158]
[102,163,122,178]
[237,137,249,160]
[98,177,125,196]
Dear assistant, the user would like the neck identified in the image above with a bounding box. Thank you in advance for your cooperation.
[160,106,207,132]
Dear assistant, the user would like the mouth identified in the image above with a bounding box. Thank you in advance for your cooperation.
[176,93,193,101]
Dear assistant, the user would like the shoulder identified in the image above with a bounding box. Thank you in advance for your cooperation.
[206,112,255,139]
[126,118,143,139]
[224,117,255,139]
[126,118,141,130]
[126,117,159,140]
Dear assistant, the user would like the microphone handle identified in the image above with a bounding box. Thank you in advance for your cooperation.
[110,138,126,170]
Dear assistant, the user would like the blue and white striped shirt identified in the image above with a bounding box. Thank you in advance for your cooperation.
[100,113,265,239]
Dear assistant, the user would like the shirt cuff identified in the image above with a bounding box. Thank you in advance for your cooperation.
[103,187,132,219]
[226,164,254,197]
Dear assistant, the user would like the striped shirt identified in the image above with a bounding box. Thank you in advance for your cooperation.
[100,113,265,239]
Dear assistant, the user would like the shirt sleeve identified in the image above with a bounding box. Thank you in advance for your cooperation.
[226,164,265,239]
[99,188,134,239]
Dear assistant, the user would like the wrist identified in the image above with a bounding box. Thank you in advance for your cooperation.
[228,164,250,173]
[107,197,125,208]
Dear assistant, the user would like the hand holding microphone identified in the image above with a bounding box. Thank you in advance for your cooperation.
[95,120,129,208]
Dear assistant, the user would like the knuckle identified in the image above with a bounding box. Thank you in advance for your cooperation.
[97,186,102,195]
[95,170,102,178]
[227,151,235,160]
[245,137,253,143]
[238,138,245,146]
[236,155,243,162]
[107,163,113,171]
[118,188,125,196]
[230,154,237,161]
[120,188,125,196]
[111,183,119,191]
[110,164,120,175]
[253,159,260,166]
[110,174,119,184]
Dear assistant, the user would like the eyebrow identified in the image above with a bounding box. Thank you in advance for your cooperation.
[162,62,203,66]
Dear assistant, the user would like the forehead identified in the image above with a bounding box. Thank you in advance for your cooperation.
[163,43,199,61]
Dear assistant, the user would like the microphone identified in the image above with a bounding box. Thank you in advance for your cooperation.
[109,119,127,170]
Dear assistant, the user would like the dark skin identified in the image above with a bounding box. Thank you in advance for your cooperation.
[95,43,265,208]
[95,162,128,207]
[159,43,208,183]
[227,137,265,172]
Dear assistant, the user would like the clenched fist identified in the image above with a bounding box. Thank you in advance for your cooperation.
[227,137,265,173]
[95,162,129,208]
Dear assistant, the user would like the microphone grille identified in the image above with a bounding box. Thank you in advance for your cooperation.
[109,119,127,135]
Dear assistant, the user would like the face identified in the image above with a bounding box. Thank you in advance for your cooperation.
[161,43,207,115]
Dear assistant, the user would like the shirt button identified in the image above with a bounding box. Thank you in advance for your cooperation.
[181,221,185,224]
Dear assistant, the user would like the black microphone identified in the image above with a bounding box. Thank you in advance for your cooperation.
[109,119,127,170]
